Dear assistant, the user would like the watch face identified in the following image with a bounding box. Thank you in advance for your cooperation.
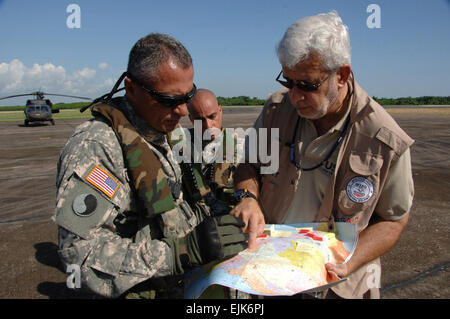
[234,189,254,203]
[233,190,242,203]
[234,190,244,199]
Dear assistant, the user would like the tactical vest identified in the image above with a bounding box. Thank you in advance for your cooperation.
[187,127,237,204]
[91,98,217,228]
[92,101,177,217]
[90,99,211,298]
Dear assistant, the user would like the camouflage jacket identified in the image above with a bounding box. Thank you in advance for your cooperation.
[187,127,244,204]
[54,97,205,298]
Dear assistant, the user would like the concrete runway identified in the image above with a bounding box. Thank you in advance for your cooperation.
[0,107,448,298]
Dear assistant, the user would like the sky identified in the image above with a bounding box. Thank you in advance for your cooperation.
[0,0,449,106]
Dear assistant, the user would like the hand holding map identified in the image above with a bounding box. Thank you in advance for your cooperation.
[184,222,357,298]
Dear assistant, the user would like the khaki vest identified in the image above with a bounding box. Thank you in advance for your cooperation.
[258,80,414,298]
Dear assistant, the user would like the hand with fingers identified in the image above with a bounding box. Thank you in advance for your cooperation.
[230,197,266,249]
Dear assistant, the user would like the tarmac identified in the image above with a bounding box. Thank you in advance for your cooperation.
[0,106,448,299]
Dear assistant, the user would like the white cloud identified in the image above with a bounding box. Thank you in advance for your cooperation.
[98,62,109,70]
[0,59,119,105]
[75,67,96,79]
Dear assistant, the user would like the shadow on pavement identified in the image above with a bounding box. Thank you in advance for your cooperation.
[34,242,96,299]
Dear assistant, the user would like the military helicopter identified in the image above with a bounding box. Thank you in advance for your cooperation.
[0,91,92,126]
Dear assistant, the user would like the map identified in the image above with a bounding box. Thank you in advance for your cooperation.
[184,222,357,298]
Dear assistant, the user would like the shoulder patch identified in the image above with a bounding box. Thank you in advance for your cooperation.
[55,177,116,239]
[85,165,119,198]
[73,194,98,217]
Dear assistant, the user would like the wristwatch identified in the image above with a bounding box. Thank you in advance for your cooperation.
[233,188,257,204]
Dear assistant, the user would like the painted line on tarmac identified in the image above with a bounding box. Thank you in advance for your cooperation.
[381,262,450,293]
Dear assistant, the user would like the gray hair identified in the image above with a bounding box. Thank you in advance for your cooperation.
[276,11,351,71]
[127,33,193,84]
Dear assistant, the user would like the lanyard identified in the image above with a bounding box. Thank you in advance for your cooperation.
[288,113,351,171]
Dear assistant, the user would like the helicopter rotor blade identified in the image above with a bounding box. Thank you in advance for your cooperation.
[0,93,35,101]
[40,93,92,100]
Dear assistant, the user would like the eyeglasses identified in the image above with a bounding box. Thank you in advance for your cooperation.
[126,72,197,108]
[276,70,330,92]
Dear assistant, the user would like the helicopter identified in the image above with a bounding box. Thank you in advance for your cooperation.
[0,91,92,126]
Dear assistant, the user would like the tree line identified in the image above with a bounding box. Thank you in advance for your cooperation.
[2,95,450,111]
[47,95,450,107]
[217,96,265,106]
[219,95,450,106]
[372,96,450,105]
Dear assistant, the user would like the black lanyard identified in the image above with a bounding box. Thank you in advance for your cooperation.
[288,113,351,171]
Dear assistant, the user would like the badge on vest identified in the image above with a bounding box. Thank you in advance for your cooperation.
[85,165,119,199]
[346,176,374,203]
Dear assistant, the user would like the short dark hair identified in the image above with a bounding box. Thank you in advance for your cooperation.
[127,33,192,84]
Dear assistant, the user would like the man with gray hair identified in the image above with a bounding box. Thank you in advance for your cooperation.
[231,11,414,299]
[55,33,248,298]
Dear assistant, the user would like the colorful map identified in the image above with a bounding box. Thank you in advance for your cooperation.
[184,222,357,298]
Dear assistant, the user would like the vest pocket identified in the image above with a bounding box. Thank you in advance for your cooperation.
[158,202,200,238]
[337,152,383,215]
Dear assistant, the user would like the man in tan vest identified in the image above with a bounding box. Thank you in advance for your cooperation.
[231,11,414,299]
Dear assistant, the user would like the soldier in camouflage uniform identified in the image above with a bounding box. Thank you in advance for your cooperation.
[54,33,248,298]
[186,89,251,299]
[186,89,244,205]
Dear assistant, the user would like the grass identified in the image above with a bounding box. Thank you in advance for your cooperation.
[0,105,449,122]
[0,102,90,112]
[53,109,93,120]
[0,109,93,122]
[0,104,259,122]
[385,107,450,115]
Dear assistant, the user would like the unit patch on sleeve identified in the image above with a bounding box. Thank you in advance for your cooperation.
[85,165,119,198]
[72,193,98,217]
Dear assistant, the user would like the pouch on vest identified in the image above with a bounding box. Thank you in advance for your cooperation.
[337,151,383,216]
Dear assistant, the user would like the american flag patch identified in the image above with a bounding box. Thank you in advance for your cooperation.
[85,165,119,198]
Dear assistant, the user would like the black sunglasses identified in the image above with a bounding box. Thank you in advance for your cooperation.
[126,72,197,108]
[276,70,330,92]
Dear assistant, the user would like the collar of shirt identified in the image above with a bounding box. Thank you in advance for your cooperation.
[333,79,354,133]
[120,97,184,185]
[302,81,354,163]
[120,96,167,147]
